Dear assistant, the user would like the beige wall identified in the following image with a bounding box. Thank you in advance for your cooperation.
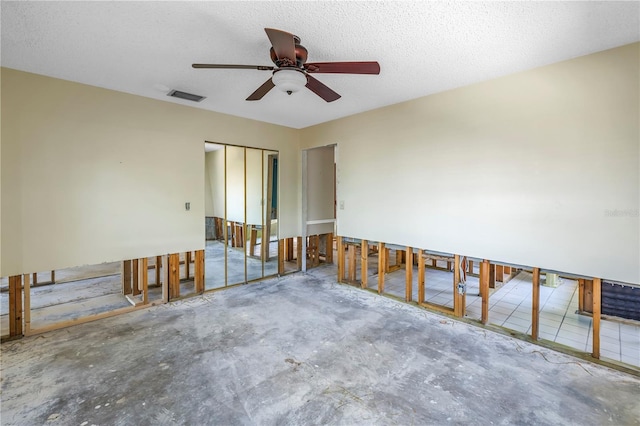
[1,68,299,276]
[3,43,638,283]
[300,43,639,284]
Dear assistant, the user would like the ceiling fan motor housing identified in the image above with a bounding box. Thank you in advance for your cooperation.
[270,43,308,68]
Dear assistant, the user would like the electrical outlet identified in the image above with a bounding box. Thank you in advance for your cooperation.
[339,200,345,210]
[185,202,190,211]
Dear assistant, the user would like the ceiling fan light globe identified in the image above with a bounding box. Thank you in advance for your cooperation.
[272,69,307,94]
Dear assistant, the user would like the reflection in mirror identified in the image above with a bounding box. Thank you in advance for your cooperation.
[246,148,264,282]
[204,142,226,290]
[226,145,246,285]
[264,150,279,277]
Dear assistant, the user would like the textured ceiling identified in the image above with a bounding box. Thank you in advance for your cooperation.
[2,1,638,129]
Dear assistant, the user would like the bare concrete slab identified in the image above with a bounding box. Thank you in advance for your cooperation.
[1,269,639,425]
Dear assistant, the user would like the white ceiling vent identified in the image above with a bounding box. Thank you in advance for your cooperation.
[167,89,206,102]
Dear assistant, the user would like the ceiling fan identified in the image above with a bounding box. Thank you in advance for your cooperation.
[192,28,380,102]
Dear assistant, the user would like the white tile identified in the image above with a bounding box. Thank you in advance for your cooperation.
[555,336,585,351]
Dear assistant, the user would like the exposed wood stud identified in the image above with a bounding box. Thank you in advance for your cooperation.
[132,259,141,296]
[480,259,490,324]
[162,255,169,303]
[121,260,132,295]
[405,247,413,302]
[453,254,464,318]
[348,244,357,282]
[417,249,425,303]
[194,250,205,293]
[361,240,368,289]
[8,276,23,337]
[286,238,294,261]
[51,270,55,283]
[378,242,386,294]
[185,252,191,280]
[578,278,585,312]
[249,227,258,257]
[468,260,474,275]
[447,261,452,271]
[489,264,496,288]
[155,256,162,285]
[336,236,344,282]
[169,253,180,299]
[592,278,601,359]
[532,267,540,341]
[23,274,31,334]
[296,237,303,270]
[326,233,334,264]
[278,239,285,275]
[32,272,37,286]
[312,235,321,267]
[140,258,149,305]
[496,265,504,283]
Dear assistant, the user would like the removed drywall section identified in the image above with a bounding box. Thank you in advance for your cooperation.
[300,43,640,284]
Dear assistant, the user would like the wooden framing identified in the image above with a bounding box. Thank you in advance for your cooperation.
[386,248,402,273]
[139,258,149,305]
[185,252,191,280]
[311,235,321,267]
[592,278,601,359]
[162,254,169,303]
[325,233,334,264]
[336,236,344,283]
[278,240,285,275]
[495,265,504,283]
[286,238,294,261]
[132,259,140,296]
[578,278,585,312]
[194,250,205,293]
[480,259,490,324]
[8,275,23,337]
[249,227,258,256]
[405,247,413,302]
[296,237,303,270]
[348,243,357,282]
[166,253,180,300]
[489,264,496,288]
[23,274,31,334]
[155,256,162,286]
[121,260,132,295]
[532,267,540,341]
[453,254,464,318]
[361,240,368,289]
[417,249,425,303]
[377,242,386,294]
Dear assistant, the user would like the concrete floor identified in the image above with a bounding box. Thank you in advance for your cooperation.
[2,266,639,425]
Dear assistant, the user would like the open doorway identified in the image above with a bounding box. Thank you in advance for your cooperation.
[301,145,336,272]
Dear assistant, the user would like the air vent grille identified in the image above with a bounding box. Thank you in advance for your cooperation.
[167,90,206,102]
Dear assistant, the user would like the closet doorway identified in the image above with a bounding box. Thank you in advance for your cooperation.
[204,142,279,289]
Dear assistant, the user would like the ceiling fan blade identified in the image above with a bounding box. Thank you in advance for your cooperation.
[265,28,296,62]
[246,78,275,101]
[192,64,274,71]
[304,61,380,74]
[305,75,341,102]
